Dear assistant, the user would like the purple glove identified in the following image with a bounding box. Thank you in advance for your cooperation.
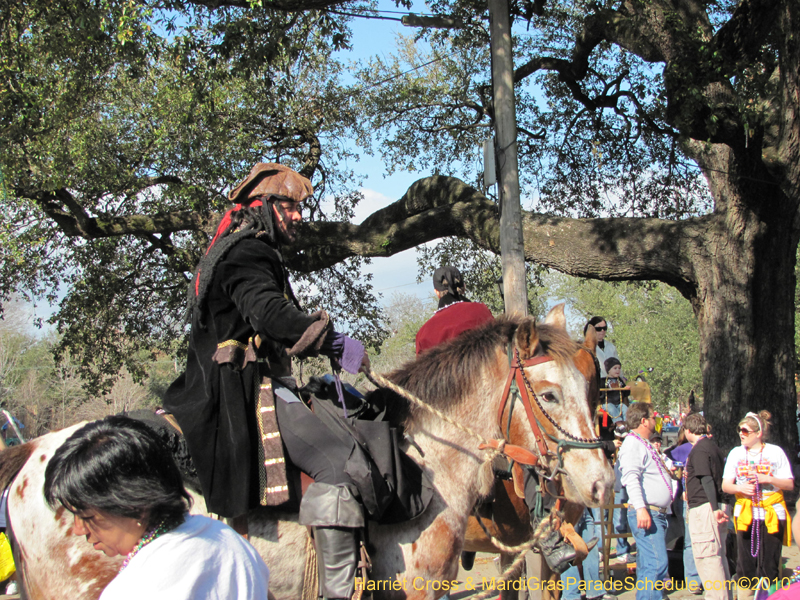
[338,336,365,374]
[321,331,365,375]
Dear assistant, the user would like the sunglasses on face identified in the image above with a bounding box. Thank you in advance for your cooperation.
[739,428,755,435]
[594,326,608,331]
[257,194,311,208]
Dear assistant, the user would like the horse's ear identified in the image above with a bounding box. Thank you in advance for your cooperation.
[516,317,540,359]
[584,325,597,352]
[543,303,567,330]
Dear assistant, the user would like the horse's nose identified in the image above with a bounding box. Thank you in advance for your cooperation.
[591,479,612,506]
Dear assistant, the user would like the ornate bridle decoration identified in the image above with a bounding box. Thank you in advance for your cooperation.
[498,346,604,482]
[516,348,604,445]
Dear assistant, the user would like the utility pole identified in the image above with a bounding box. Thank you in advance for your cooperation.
[489,0,528,317]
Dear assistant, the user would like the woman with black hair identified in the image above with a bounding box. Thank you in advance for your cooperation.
[583,316,619,379]
[44,416,270,600]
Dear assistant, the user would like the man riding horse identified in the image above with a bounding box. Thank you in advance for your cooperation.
[414,265,494,355]
[164,163,370,600]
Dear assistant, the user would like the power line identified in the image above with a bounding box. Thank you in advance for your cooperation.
[326,8,443,22]
[357,55,444,94]
[327,9,403,22]
[376,281,424,292]
[325,9,464,29]
[325,9,779,188]
[373,9,437,16]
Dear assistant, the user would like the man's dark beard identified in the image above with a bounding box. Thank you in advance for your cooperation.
[272,203,296,243]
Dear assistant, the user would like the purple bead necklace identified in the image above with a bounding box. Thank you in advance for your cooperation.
[747,445,764,558]
[629,431,675,500]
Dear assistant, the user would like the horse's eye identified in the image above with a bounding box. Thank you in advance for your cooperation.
[541,392,558,403]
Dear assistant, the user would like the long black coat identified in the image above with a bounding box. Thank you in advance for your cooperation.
[165,236,329,517]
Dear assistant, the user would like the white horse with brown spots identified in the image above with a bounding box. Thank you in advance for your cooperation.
[0,306,613,600]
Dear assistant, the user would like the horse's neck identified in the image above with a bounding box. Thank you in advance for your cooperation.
[404,399,498,515]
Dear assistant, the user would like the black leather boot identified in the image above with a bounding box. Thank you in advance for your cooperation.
[536,528,598,574]
[299,483,365,600]
[461,551,476,570]
[314,526,359,600]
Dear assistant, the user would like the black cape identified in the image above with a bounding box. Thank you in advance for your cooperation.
[164,236,328,517]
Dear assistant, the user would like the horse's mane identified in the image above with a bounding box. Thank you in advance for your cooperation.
[377,315,580,426]
[0,442,36,491]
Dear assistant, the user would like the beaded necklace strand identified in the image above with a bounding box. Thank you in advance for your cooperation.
[628,431,675,500]
[120,520,172,572]
[746,444,764,558]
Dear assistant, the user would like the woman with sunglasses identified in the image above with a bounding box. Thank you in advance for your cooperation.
[583,316,619,378]
[721,410,794,600]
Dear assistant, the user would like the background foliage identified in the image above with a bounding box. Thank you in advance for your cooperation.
[0,0,382,394]
[2,0,799,450]
[0,275,704,436]
[546,273,702,413]
[0,300,172,439]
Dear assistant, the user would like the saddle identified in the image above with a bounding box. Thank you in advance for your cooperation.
[125,375,433,526]
[296,376,433,524]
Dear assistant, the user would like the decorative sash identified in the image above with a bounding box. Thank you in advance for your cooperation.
[255,373,290,505]
[212,338,291,506]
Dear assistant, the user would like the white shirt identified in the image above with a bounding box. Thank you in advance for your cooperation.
[595,339,619,378]
[100,515,270,600]
[618,431,674,510]
[723,443,792,520]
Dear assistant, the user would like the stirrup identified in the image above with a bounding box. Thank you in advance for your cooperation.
[353,540,373,600]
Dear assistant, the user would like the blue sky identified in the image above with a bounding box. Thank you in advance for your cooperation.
[331,3,439,302]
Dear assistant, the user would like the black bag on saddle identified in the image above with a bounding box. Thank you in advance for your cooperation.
[300,375,433,525]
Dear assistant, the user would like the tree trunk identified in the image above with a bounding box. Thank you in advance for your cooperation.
[687,144,799,453]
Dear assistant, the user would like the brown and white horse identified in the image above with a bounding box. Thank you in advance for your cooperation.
[0,305,613,600]
[460,325,603,600]
[462,320,604,550]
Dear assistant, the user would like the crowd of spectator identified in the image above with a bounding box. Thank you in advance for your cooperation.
[572,317,798,600]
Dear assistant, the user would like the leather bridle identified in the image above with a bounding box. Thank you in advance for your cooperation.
[494,345,604,482]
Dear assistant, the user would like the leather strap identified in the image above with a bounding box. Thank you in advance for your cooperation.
[496,352,553,459]
[560,522,589,560]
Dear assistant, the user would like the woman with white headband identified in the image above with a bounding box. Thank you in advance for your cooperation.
[722,410,794,600]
